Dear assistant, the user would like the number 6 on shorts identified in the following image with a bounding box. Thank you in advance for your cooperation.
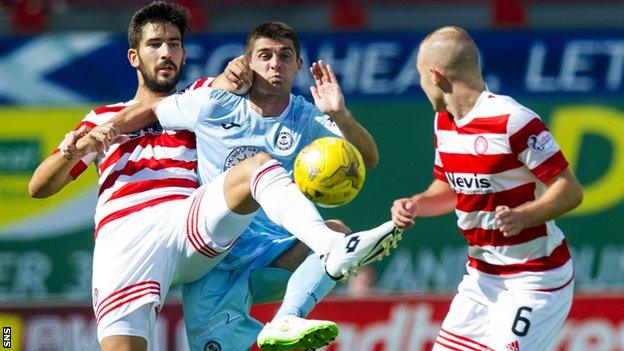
[511,306,533,337]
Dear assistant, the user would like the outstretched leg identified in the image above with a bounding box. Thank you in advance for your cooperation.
[219,153,402,280]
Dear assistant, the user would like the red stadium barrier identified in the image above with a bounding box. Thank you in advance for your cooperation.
[0,293,622,350]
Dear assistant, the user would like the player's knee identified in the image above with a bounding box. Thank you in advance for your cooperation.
[249,152,274,167]
[237,152,275,181]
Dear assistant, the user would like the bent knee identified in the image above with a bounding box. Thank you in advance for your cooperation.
[236,152,275,177]
[249,152,274,166]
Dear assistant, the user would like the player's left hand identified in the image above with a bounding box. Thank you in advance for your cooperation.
[309,60,346,115]
[495,205,528,237]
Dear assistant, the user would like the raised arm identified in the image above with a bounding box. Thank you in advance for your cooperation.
[309,60,379,169]
[495,168,583,237]
[30,154,79,198]
[391,179,457,228]
[88,56,253,144]
[103,97,161,134]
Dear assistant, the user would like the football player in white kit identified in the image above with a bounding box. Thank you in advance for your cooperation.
[390,26,583,351]
[86,22,403,351]
[30,4,400,351]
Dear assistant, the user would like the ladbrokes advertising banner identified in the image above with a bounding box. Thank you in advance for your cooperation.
[0,294,622,350]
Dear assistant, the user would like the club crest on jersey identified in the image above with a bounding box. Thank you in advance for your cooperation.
[223,146,264,170]
[527,131,554,152]
[474,136,488,155]
[276,131,294,150]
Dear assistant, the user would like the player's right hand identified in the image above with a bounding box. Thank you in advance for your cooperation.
[224,55,252,94]
[75,124,119,158]
[391,198,416,229]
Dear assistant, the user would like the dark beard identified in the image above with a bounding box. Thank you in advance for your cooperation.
[138,59,183,93]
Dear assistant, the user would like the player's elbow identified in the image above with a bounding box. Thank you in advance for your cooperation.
[29,183,45,198]
[28,179,54,198]
[562,183,583,213]
[570,185,584,210]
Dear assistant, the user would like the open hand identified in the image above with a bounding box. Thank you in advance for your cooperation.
[309,60,345,115]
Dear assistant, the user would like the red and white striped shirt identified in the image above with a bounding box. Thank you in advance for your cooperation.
[433,91,572,290]
[63,78,214,238]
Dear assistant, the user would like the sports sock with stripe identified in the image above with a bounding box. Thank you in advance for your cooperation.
[250,159,343,255]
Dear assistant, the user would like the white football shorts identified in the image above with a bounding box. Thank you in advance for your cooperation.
[432,273,573,351]
[92,171,255,342]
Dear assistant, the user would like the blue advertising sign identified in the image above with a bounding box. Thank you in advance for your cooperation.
[0,29,622,104]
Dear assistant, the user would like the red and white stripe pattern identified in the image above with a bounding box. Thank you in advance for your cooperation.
[433,92,572,288]
[95,280,160,324]
[185,185,225,258]
[250,159,289,199]
[65,94,210,238]
[434,328,495,351]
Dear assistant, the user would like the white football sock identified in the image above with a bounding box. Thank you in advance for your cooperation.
[251,159,343,254]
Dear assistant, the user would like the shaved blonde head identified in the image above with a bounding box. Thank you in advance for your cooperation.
[418,26,481,81]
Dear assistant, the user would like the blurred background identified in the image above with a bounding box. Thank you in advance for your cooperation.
[0,0,623,350]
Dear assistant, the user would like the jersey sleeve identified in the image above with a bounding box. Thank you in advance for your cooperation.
[156,87,209,131]
[156,78,235,132]
[508,110,569,183]
[312,113,344,138]
[432,134,447,182]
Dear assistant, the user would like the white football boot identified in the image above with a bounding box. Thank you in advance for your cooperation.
[257,315,339,351]
[323,221,403,280]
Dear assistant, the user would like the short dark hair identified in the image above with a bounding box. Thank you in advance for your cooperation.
[245,22,300,58]
[128,1,190,48]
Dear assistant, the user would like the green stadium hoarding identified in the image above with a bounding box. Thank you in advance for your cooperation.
[0,101,623,301]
